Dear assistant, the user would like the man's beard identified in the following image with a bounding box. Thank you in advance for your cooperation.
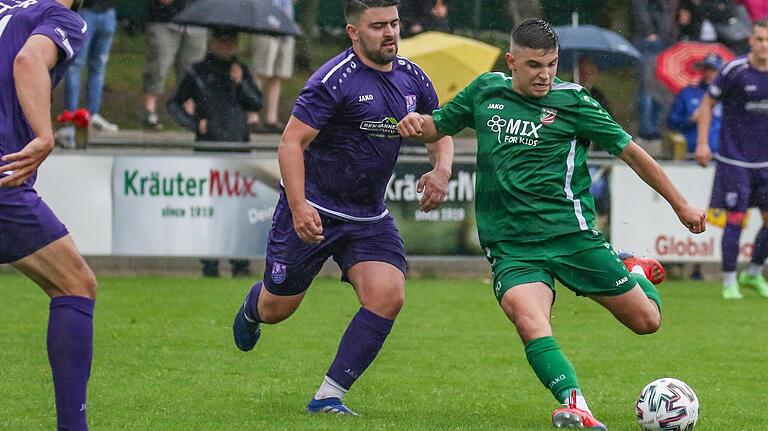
[361,37,398,65]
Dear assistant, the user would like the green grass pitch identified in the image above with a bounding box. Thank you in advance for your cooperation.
[1,273,766,430]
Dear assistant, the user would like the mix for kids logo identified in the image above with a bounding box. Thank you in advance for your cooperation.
[123,169,258,198]
[486,115,541,146]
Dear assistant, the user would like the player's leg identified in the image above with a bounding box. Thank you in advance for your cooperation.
[490,237,605,429]
[738,170,768,297]
[232,197,334,351]
[12,236,97,431]
[499,282,606,430]
[710,163,749,298]
[306,217,405,415]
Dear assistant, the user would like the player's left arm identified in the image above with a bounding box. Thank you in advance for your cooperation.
[0,35,59,187]
[419,136,454,212]
[618,141,706,234]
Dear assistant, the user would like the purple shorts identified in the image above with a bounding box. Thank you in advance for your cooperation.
[262,195,407,296]
[709,162,768,212]
[0,184,68,264]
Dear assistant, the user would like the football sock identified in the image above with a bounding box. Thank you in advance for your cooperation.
[560,388,593,415]
[524,336,580,404]
[314,376,348,400]
[750,227,768,266]
[633,274,661,311]
[723,271,737,287]
[326,307,394,390]
[722,223,742,272]
[243,282,263,323]
[48,296,94,431]
[746,263,764,277]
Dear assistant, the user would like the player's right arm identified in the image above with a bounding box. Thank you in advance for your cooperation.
[397,113,445,142]
[0,35,59,188]
[278,116,324,244]
[694,93,716,167]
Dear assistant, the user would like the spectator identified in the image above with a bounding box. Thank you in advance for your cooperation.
[578,56,612,114]
[166,27,264,278]
[249,0,297,134]
[667,53,723,155]
[678,0,751,52]
[142,0,208,130]
[400,0,449,37]
[631,0,675,145]
[57,0,119,149]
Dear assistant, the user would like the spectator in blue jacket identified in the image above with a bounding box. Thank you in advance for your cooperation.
[667,53,724,154]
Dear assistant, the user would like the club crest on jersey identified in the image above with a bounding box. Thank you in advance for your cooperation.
[404,95,417,113]
[271,262,287,284]
[540,107,557,125]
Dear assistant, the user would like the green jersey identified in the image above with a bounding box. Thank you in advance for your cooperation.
[433,72,631,246]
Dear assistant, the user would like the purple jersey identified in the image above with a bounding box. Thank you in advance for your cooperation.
[0,0,86,183]
[709,55,768,165]
[291,47,439,221]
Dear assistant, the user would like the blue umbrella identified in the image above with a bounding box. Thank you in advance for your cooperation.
[553,25,640,76]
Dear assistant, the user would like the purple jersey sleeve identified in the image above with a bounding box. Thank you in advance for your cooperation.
[292,78,341,131]
[31,6,86,84]
[416,70,439,114]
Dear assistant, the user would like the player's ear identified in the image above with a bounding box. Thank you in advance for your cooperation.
[346,23,359,42]
[504,52,516,72]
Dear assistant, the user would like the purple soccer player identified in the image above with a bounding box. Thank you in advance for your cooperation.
[696,20,768,300]
[231,0,453,415]
[0,0,96,429]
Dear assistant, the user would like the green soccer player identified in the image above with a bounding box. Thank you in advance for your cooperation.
[397,18,706,429]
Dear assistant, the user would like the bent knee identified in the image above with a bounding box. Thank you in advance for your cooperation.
[58,267,98,300]
[631,313,661,335]
[361,289,404,320]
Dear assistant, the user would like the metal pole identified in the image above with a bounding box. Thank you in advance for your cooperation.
[473,0,481,35]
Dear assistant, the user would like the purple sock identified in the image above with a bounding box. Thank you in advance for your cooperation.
[243,282,262,322]
[722,223,742,272]
[751,227,768,264]
[326,307,394,390]
[48,296,95,431]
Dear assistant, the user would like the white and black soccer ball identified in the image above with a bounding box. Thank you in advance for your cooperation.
[635,378,699,431]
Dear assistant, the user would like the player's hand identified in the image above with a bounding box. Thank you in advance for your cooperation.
[291,202,324,244]
[417,167,450,212]
[230,64,243,84]
[0,135,54,188]
[397,113,424,138]
[694,142,712,167]
[676,204,706,234]
[198,119,208,134]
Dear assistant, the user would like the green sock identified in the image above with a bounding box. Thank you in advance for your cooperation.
[524,336,580,403]
[633,274,662,311]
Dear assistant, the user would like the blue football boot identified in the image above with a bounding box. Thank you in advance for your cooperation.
[232,302,261,351]
[306,397,358,416]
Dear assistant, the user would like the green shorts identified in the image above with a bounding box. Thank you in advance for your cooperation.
[485,230,634,302]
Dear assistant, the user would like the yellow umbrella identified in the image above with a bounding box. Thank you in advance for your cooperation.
[398,31,502,104]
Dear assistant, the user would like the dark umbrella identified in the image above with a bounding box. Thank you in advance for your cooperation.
[172,0,302,37]
[553,25,640,80]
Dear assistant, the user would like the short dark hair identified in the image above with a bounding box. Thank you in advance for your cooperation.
[344,0,400,24]
[754,19,768,30]
[511,18,559,53]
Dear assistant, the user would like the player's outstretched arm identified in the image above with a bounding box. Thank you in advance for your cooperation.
[694,94,716,167]
[278,116,325,244]
[619,141,707,234]
[397,113,445,143]
[419,136,454,212]
[0,35,59,188]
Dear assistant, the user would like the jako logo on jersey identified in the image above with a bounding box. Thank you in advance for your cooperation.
[358,94,374,102]
[486,115,540,146]
[271,262,287,284]
[540,107,557,124]
[615,276,629,287]
[488,103,504,110]
[359,117,400,138]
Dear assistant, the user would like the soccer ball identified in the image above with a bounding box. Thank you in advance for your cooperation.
[635,378,699,431]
